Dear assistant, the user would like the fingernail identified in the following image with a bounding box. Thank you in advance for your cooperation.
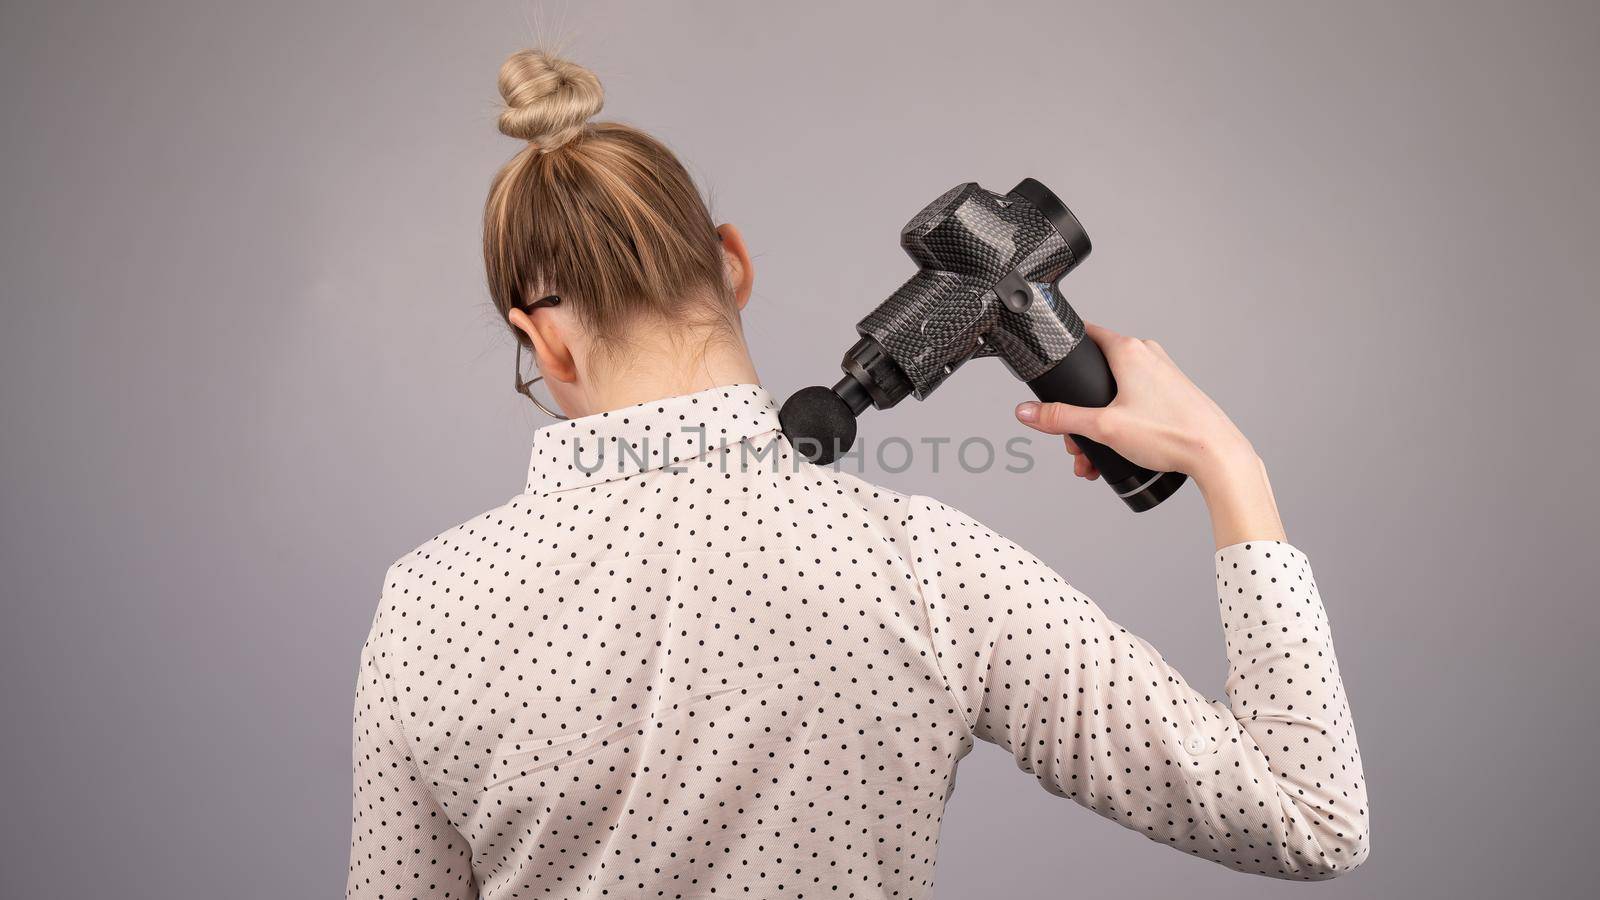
[1015,401,1039,423]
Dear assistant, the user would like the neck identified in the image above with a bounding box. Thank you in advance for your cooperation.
[579,325,761,415]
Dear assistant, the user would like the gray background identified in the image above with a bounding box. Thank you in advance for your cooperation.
[2,1,1596,897]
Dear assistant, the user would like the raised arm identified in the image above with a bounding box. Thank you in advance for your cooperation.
[910,323,1368,879]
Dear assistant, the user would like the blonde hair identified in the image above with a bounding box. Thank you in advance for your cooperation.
[484,50,729,348]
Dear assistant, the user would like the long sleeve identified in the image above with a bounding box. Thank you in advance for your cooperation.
[908,496,1368,879]
[347,630,475,899]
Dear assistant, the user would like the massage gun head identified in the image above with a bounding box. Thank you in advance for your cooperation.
[780,179,1094,464]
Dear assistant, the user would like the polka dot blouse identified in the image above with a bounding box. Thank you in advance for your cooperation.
[348,384,1368,898]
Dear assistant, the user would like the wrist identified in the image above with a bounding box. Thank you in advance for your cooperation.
[1188,431,1259,493]
[1191,443,1287,549]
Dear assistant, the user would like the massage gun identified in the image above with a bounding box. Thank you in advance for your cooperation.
[778,179,1186,511]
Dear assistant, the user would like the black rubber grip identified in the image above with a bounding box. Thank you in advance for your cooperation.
[1025,336,1187,512]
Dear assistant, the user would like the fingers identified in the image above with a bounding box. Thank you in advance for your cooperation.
[1082,321,1123,347]
[1015,400,1105,440]
[1086,321,1172,364]
[1067,436,1100,480]
[1018,407,1102,479]
[1083,321,1146,370]
[1075,451,1100,480]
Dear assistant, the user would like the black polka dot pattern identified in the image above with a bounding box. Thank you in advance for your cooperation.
[910,503,1368,880]
[348,384,1367,898]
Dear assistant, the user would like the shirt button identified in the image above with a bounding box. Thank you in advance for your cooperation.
[1184,734,1207,755]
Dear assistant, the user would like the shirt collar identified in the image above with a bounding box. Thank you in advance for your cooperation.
[526,383,783,495]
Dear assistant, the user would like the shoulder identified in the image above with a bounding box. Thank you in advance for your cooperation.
[789,460,1044,573]
[362,491,538,659]
[781,453,1037,549]
[896,492,1069,592]
[804,463,916,517]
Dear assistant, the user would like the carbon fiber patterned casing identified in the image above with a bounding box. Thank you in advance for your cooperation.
[856,181,1090,400]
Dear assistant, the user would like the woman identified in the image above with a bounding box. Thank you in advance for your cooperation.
[347,50,1368,899]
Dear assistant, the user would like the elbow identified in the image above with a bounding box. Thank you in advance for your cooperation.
[1292,811,1371,880]
[1297,843,1369,881]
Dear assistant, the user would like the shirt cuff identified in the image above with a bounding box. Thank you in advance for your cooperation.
[1214,540,1326,634]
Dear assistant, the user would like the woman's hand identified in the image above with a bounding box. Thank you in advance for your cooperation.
[1015,322,1286,547]
[1014,322,1251,482]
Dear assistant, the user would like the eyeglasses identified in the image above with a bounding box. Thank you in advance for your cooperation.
[513,295,567,419]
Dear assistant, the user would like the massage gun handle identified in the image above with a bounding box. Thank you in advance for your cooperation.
[1025,335,1188,512]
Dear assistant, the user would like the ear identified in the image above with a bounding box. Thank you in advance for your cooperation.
[508,304,579,384]
[716,223,755,311]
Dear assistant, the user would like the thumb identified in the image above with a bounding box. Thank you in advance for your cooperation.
[1015,401,1105,439]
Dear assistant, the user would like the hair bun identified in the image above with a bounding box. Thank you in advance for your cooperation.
[496,50,604,151]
